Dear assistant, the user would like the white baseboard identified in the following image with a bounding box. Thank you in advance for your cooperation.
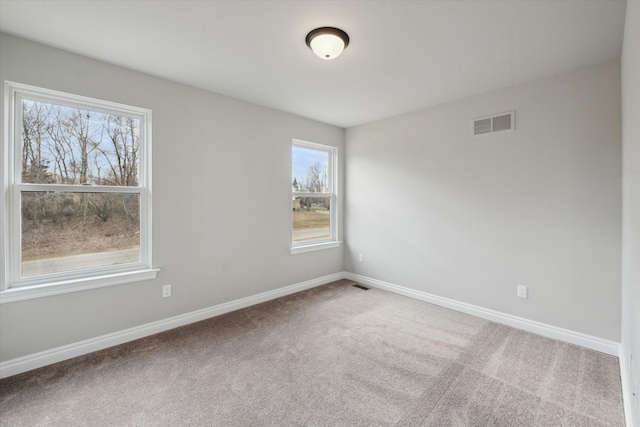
[0,272,344,379]
[1,271,623,380]
[619,344,636,427]
[343,272,621,356]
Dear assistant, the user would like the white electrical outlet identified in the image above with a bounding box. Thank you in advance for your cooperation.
[517,285,528,299]
[162,284,172,298]
[358,253,364,262]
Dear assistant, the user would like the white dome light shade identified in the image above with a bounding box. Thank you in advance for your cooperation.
[306,27,350,60]
[310,34,345,60]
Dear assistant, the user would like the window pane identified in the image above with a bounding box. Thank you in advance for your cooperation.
[292,146,329,193]
[21,99,139,186]
[21,192,140,276]
[293,196,330,242]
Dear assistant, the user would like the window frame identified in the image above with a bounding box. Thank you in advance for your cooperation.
[290,139,341,254]
[1,82,158,303]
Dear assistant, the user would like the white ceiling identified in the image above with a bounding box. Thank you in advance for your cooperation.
[0,0,627,128]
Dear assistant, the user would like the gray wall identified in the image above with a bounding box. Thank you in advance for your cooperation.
[345,60,622,341]
[621,1,640,424]
[0,30,628,367]
[0,33,345,362]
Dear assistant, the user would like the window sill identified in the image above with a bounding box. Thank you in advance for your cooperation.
[0,268,160,304]
[290,241,342,255]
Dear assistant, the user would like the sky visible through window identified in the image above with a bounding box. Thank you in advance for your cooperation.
[292,146,328,184]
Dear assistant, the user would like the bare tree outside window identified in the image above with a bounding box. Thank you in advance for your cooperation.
[22,100,139,186]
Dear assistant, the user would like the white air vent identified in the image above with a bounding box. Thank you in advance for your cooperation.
[472,111,515,136]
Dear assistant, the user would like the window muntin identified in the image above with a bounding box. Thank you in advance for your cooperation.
[3,82,153,292]
[292,140,337,247]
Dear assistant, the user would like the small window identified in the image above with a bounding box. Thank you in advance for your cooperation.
[291,139,339,253]
[1,82,157,302]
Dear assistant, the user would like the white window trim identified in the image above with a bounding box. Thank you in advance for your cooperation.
[290,139,341,254]
[290,241,342,255]
[1,82,158,303]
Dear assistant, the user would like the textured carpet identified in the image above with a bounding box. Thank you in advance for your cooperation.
[0,280,625,426]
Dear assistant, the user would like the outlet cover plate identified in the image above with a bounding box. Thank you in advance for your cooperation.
[163,284,172,298]
[517,285,528,299]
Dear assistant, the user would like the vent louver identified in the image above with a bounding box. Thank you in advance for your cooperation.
[474,118,492,135]
[472,111,515,136]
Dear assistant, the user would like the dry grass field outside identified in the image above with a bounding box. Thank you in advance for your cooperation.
[292,207,330,230]
[21,204,326,262]
[22,214,140,262]
[292,206,330,241]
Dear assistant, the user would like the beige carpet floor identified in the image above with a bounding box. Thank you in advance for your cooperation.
[0,280,626,426]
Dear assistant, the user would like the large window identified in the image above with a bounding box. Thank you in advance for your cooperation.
[291,139,340,254]
[1,82,156,302]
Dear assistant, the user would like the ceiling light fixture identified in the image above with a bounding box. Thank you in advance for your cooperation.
[305,27,350,60]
